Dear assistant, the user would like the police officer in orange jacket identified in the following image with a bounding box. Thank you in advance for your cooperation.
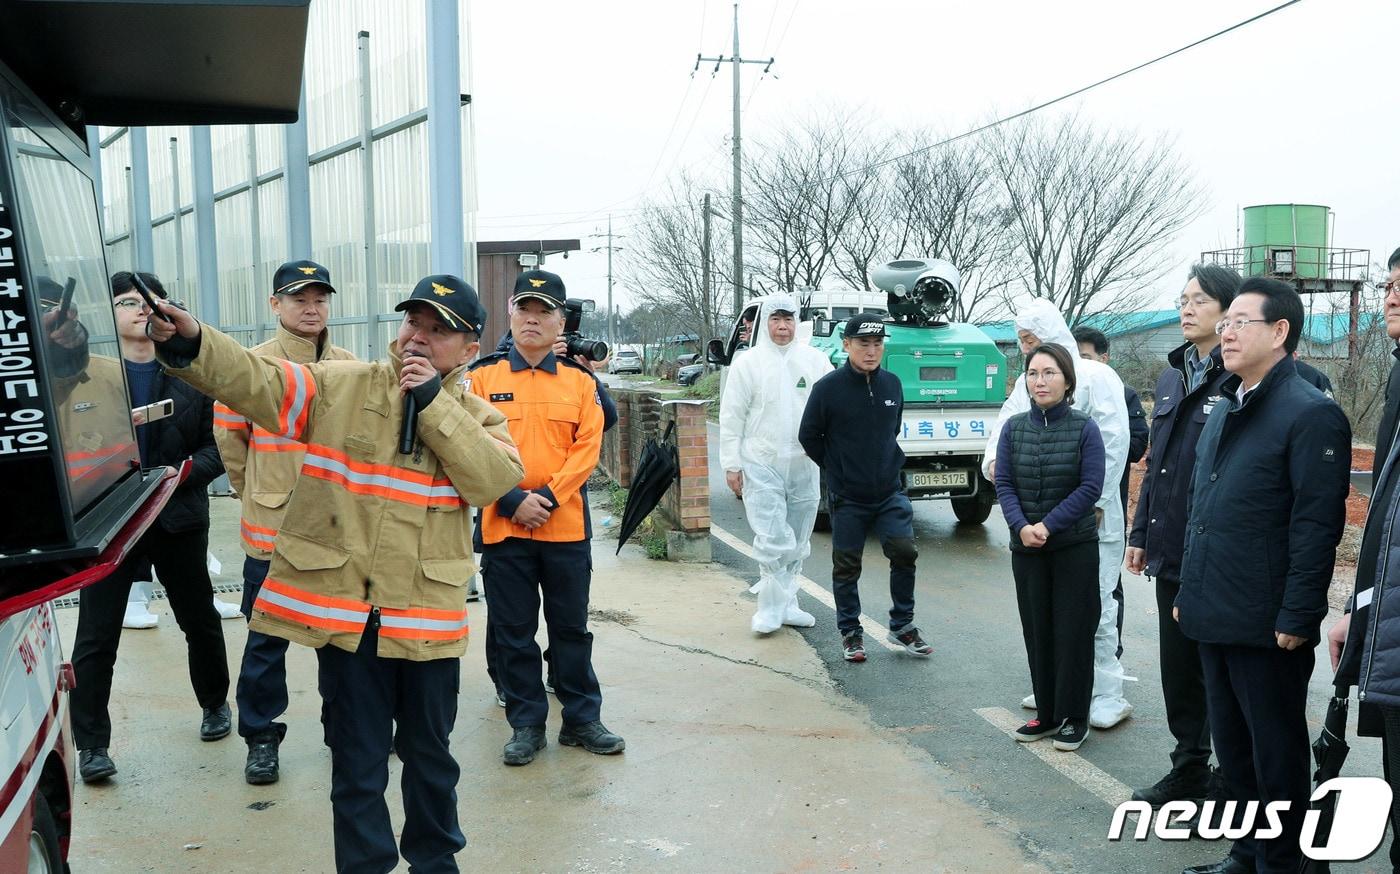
[467,270,623,766]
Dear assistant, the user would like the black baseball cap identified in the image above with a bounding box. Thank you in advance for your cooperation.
[512,269,566,309]
[394,274,486,334]
[844,314,887,339]
[274,259,337,296]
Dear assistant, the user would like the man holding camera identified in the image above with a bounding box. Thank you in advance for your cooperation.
[212,259,355,786]
[467,269,621,766]
[146,274,524,873]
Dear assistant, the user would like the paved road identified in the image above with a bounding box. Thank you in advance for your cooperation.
[705,423,1391,873]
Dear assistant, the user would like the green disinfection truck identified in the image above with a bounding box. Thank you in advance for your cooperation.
[707,258,1008,527]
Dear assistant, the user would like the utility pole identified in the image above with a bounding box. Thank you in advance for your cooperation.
[701,193,712,333]
[696,2,773,319]
[588,214,624,347]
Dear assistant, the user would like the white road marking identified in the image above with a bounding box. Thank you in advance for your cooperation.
[974,706,1134,808]
[709,522,901,651]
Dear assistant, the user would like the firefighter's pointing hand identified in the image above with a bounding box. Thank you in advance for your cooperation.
[146,300,201,342]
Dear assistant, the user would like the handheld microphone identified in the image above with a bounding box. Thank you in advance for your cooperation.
[400,394,417,455]
[399,354,423,455]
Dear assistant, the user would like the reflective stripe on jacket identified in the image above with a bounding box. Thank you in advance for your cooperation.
[213,324,355,557]
[161,325,524,660]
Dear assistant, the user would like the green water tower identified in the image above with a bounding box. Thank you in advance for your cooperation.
[1242,204,1331,278]
[1202,206,1370,358]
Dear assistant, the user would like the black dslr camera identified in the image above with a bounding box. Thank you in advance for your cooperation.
[561,298,609,362]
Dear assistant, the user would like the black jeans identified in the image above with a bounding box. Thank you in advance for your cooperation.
[1155,575,1211,771]
[317,618,463,874]
[1199,642,1314,874]
[71,526,229,750]
[483,538,601,729]
[1011,540,1099,725]
[830,491,917,635]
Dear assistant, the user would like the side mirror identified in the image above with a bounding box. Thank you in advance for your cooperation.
[706,337,729,366]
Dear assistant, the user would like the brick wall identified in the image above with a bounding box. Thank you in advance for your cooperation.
[598,385,710,535]
[659,400,711,533]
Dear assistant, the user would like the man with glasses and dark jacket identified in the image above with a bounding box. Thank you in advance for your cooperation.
[1175,277,1350,874]
[1125,264,1239,807]
[72,272,230,785]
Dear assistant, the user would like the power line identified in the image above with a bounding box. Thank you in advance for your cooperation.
[527,72,721,237]
[489,1,1300,242]
[696,1,776,317]
[743,0,799,115]
[832,0,1303,182]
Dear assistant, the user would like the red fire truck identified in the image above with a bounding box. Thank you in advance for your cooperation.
[0,2,309,868]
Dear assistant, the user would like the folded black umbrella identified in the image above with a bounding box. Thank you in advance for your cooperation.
[615,420,680,554]
[1299,681,1352,874]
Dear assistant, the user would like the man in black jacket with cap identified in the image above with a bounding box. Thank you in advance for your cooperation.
[798,314,928,663]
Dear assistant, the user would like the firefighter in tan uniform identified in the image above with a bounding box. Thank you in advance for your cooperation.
[148,275,523,874]
[212,260,355,786]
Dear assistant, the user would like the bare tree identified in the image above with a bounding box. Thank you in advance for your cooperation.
[1313,279,1390,436]
[618,175,730,351]
[987,115,1205,325]
[886,134,1017,322]
[742,111,884,297]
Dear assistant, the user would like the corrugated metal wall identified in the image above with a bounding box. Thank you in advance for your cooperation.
[90,0,475,360]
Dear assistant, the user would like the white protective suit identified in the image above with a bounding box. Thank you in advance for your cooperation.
[981,299,1135,728]
[719,294,834,634]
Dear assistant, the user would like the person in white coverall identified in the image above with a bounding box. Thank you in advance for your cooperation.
[982,300,1134,729]
[720,294,834,634]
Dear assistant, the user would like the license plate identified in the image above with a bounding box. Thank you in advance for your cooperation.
[906,470,969,489]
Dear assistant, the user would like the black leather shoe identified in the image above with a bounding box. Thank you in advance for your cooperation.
[200,702,232,742]
[503,726,547,766]
[1133,765,1211,806]
[1183,856,1254,874]
[245,733,280,785]
[79,748,117,783]
[558,721,625,755]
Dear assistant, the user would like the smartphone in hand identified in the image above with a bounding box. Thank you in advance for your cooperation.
[129,272,173,323]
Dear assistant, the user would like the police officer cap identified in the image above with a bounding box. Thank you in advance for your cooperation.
[844,314,887,339]
[274,259,337,296]
[394,274,487,335]
[512,269,566,309]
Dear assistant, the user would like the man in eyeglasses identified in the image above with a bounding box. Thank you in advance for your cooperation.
[1125,264,1239,809]
[1327,246,1400,873]
[72,272,231,785]
[1175,277,1351,874]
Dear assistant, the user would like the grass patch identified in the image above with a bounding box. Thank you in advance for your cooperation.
[686,371,721,402]
[641,526,668,560]
[606,481,628,517]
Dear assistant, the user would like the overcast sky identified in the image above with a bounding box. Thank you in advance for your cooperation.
[469,0,1396,319]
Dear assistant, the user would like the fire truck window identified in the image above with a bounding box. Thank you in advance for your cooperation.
[6,105,139,512]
